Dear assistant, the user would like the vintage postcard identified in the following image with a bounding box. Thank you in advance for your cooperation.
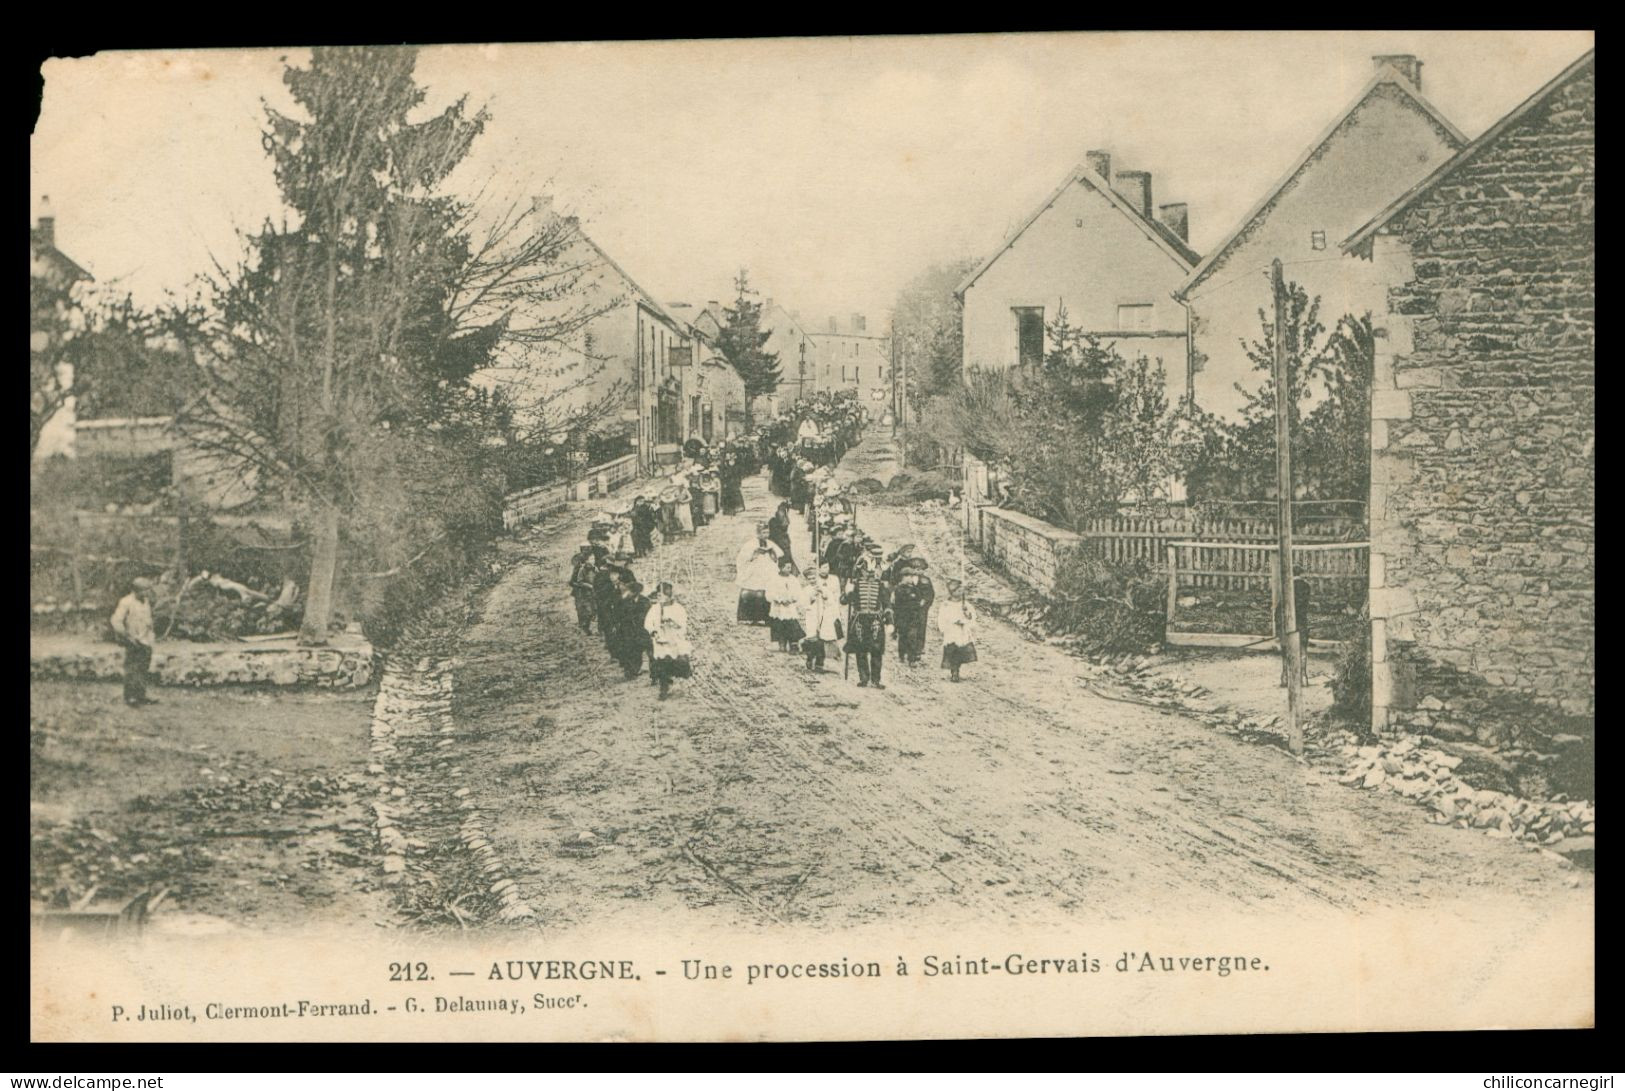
[30,31,1594,1043]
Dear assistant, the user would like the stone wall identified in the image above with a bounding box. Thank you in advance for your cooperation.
[977,507,1083,596]
[30,633,376,689]
[1366,59,1594,743]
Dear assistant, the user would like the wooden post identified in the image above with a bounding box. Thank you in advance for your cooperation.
[1166,545,1178,627]
[70,511,84,606]
[1269,558,1280,640]
[1271,258,1304,756]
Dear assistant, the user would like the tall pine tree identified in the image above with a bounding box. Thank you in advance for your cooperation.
[718,270,781,429]
[187,47,496,644]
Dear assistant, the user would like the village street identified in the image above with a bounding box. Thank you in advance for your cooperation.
[438,433,1592,932]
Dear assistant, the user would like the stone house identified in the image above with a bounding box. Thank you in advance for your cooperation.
[763,301,818,413]
[956,150,1200,408]
[1342,48,1594,742]
[1175,55,1465,421]
[811,313,892,417]
[683,298,818,425]
[667,302,748,442]
[495,204,697,474]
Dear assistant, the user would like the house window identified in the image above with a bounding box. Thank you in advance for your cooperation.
[1311,230,1327,251]
[1014,307,1044,366]
[1116,304,1155,331]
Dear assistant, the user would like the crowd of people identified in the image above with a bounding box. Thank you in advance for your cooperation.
[569,389,978,701]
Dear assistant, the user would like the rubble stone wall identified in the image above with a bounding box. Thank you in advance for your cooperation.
[1366,60,1594,742]
[30,635,376,689]
[977,507,1083,596]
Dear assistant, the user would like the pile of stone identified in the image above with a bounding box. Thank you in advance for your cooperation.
[1331,733,1595,851]
[168,771,362,815]
[30,819,210,906]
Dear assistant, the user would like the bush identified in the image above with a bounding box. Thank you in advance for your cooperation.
[884,469,956,503]
[1032,551,1166,654]
[1329,604,1373,734]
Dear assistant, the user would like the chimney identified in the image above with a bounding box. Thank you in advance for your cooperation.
[1373,54,1423,90]
[1114,170,1153,219]
[828,316,838,334]
[852,313,866,332]
[34,194,55,247]
[1085,149,1111,179]
[1157,202,1190,243]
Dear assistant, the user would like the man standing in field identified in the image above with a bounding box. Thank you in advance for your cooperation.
[109,577,159,706]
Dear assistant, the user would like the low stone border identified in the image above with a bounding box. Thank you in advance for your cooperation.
[30,634,375,688]
[368,653,536,925]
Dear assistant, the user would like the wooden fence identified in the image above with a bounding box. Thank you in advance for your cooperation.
[1164,540,1370,648]
[1078,510,1366,571]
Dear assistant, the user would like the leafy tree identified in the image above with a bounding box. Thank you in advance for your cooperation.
[890,257,976,425]
[942,305,1184,528]
[1183,274,1373,504]
[718,270,781,430]
[71,295,197,421]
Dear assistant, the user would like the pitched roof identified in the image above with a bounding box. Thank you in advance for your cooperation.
[956,161,1201,299]
[1341,48,1595,256]
[570,223,688,334]
[764,302,817,346]
[1175,63,1467,300]
[30,235,92,284]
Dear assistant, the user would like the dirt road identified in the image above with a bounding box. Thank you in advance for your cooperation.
[448,434,1593,931]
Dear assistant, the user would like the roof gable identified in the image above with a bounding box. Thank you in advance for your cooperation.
[1176,64,1467,299]
[30,239,92,285]
[1342,48,1595,255]
[571,225,687,334]
[957,163,1200,298]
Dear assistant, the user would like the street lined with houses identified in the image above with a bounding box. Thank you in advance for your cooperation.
[31,38,1591,965]
[400,433,1590,932]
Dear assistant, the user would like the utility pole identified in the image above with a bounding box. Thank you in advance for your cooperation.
[892,334,903,446]
[1272,258,1304,757]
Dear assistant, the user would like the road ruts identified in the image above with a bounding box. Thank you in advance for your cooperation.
[445,435,1591,932]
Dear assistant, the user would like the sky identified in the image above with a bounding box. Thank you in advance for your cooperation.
[32,31,1594,327]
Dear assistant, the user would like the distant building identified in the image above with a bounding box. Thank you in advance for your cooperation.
[760,300,817,414]
[811,314,892,414]
[956,150,1199,408]
[1343,49,1595,742]
[668,302,747,442]
[1176,55,1465,420]
[30,198,92,461]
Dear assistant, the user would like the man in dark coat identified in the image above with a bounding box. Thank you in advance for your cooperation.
[891,558,935,667]
[614,579,655,682]
[767,500,795,570]
[569,544,599,634]
[720,455,745,515]
[630,497,659,557]
[842,545,892,689]
[593,554,625,652]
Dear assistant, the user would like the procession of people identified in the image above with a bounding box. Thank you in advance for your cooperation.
[562,389,976,704]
